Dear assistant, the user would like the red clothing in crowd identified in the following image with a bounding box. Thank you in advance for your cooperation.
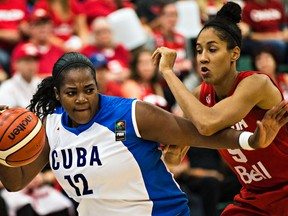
[83,0,134,26]
[81,44,130,72]
[153,30,189,76]
[0,0,28,50]
[37,45,65,77]
[242,0,287,33]
[10,41,64,77]
[34,0,85,42]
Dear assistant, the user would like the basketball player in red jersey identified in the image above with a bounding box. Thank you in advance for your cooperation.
[152,2,288,216]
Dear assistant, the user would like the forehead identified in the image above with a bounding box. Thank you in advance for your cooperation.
[162,4,177,14]
[197,28,224,46]
[61,68,96,87]
[92,19,110,31]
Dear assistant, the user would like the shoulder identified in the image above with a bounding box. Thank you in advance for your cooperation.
[100,94,136,109]
[240,72,272,83]
[237,72,273,91]
[0,78,15,90]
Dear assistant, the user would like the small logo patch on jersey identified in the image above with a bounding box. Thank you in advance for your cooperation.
[206,94,211,104]
[115,120,126,141]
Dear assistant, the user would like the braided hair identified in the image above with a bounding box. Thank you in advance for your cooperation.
[198,1,242,50]
[28,52,96,118]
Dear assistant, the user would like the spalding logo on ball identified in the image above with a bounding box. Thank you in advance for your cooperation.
[0,107,46,167]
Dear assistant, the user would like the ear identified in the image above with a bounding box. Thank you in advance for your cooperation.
[54,87,60,101]
[231,46,241,62]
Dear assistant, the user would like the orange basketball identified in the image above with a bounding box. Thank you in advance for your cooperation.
[0,107,46,167]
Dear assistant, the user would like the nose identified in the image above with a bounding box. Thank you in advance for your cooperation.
[198,51,209,64]
[75,94,87,104]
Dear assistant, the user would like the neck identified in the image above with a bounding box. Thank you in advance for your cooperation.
[214,70,238,100]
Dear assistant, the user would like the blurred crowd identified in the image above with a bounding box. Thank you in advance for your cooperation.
[0,0,287,216]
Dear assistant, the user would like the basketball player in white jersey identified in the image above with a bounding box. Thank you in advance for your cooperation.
[0,52,287,216]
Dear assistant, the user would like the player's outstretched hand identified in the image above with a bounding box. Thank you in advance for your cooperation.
[250,100,288,149]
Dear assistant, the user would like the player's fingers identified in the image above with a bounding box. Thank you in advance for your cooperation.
[275,101,288,121]
[151,51,161,65]
[256,120,263,134]
[279,114,288,127]
[267,100,287,119]
[151,49,158,59]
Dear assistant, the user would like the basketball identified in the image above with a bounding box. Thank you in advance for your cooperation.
[0,107,46,167]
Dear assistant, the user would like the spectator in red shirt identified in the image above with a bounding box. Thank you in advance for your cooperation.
[121,48,168,110]
[81,16,131,85]
[34,0,90,52]
[89,52,124,97]
[0,0,29,76]
[25,8,65,78]
[240,0,288,63]
[152,1,193,110]
[83,0,134,27]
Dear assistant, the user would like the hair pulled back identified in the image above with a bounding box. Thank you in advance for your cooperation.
[199,1,242,49]
[28,52,96,118]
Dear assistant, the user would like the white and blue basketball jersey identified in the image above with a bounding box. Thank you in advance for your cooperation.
[45,94,189,216]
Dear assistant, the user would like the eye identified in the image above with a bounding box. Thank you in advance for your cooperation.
[66,91,76,97]
[196,49,202,55]
[86,88,95,94]
[209,47,217,53]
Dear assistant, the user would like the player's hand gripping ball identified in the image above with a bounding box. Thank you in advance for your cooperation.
[0,107,46,167]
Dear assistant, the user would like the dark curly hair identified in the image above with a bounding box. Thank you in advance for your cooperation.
[28,52,97,118]
[198,1,242,50]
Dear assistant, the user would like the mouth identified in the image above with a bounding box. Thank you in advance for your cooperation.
[74,108,89,112]
[200,66,210,75]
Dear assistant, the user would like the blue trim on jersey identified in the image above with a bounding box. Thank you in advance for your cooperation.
[53,94,189,215]
[95,95,189,216]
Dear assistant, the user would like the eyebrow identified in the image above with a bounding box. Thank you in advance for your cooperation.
[64,83,95,90]
[196,41,218,46]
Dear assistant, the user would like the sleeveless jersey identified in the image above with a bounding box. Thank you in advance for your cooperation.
[199,71,288,194]
[45,94,189,216]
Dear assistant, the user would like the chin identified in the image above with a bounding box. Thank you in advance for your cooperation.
[202,77,213,84]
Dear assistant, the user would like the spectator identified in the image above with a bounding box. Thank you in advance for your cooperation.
[152,0,193,110]
[89,52,124,96]
[25,8,65,78]
[135,0,166,31]
[0,0,30,76]
[251,45,288,99]
[1,170,74,216]
[178,148,241,216]
[196,0,224,23]
[240,0,288,64]
[0,42,41,108]
[168,156,205,216]
[0,64,8,84]
[121,48,168,109]
[81,16,131,84]
[34,0,90,52]
[83,0,135,27]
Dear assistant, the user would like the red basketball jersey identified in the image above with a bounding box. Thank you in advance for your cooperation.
[199,71,288,194]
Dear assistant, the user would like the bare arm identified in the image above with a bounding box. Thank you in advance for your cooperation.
[152,47,282,135]
[136,100,288,164]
